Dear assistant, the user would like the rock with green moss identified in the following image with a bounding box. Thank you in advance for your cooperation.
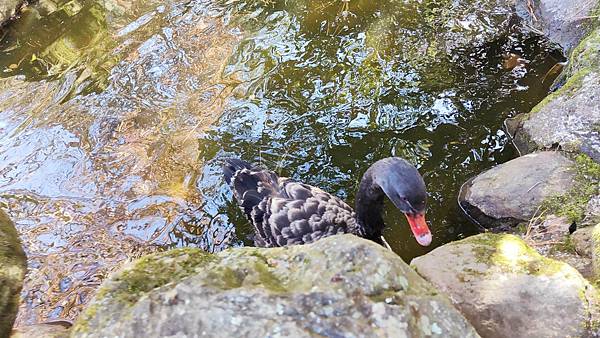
[506,24,600,162]
[541,154,600,225]
[0,209,27,337]
[458,151,575,229]
[72,234,479,338]
[412,233,600,338]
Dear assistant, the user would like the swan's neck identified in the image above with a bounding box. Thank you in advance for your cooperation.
[355,172,385,244]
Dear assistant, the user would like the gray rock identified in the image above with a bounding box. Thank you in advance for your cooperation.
[459,152,576,229]
[516,0,597,52]
[573,225,595,257]
[0,0,23,25]
[72,234,479,338]
[412,233,600,338]
[506,25,600,162]
[586,195,600,226]
[0,209,27,337]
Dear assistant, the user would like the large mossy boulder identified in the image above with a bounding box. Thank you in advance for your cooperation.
[506,24,600,162]
[412,233,600,338]
[72,234,479,338]
[458,152,575,229]
[0,209,27,337]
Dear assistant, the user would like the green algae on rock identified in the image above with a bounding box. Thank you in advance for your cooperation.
[412,233,600,338]
[0,209,27,337]
[72,234,480,338]
[541,154,600,224]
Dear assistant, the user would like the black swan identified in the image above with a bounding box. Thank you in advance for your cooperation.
[223,157,431,247]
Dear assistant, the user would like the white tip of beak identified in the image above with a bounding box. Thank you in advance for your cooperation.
[416,232,432,246]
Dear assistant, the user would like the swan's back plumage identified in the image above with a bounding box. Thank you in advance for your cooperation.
[223,159,360,247]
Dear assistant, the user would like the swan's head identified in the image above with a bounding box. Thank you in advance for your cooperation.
[371,157,432,246]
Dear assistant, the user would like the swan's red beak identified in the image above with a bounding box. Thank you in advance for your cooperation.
[405,213,432,246]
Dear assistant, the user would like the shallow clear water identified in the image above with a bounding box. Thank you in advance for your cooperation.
[0,0,563,324]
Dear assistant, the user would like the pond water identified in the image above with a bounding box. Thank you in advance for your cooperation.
[0,0,563,324]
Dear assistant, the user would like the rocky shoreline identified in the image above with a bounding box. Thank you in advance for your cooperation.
[460,0,600,288]
[1,0,600,337]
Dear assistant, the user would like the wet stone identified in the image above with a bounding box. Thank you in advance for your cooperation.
[459,152,576,229]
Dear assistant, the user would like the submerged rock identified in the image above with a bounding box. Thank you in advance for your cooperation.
[0,209,27,337]
[72,234,479,338]
[506,25,600,162]
[459,152,575,229]
[412,233,600,338]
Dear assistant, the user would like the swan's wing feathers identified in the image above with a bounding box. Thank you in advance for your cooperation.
[223,159,359,247]
[257,182,357,247]
[229,166,280,218]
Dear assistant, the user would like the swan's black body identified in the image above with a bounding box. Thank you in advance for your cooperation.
[223,157,430,247]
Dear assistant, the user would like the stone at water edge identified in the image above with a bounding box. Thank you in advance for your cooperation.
[459,151,575,230]
[0,209,27,337]
[71,234,480,338]
[411,233,600,338]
